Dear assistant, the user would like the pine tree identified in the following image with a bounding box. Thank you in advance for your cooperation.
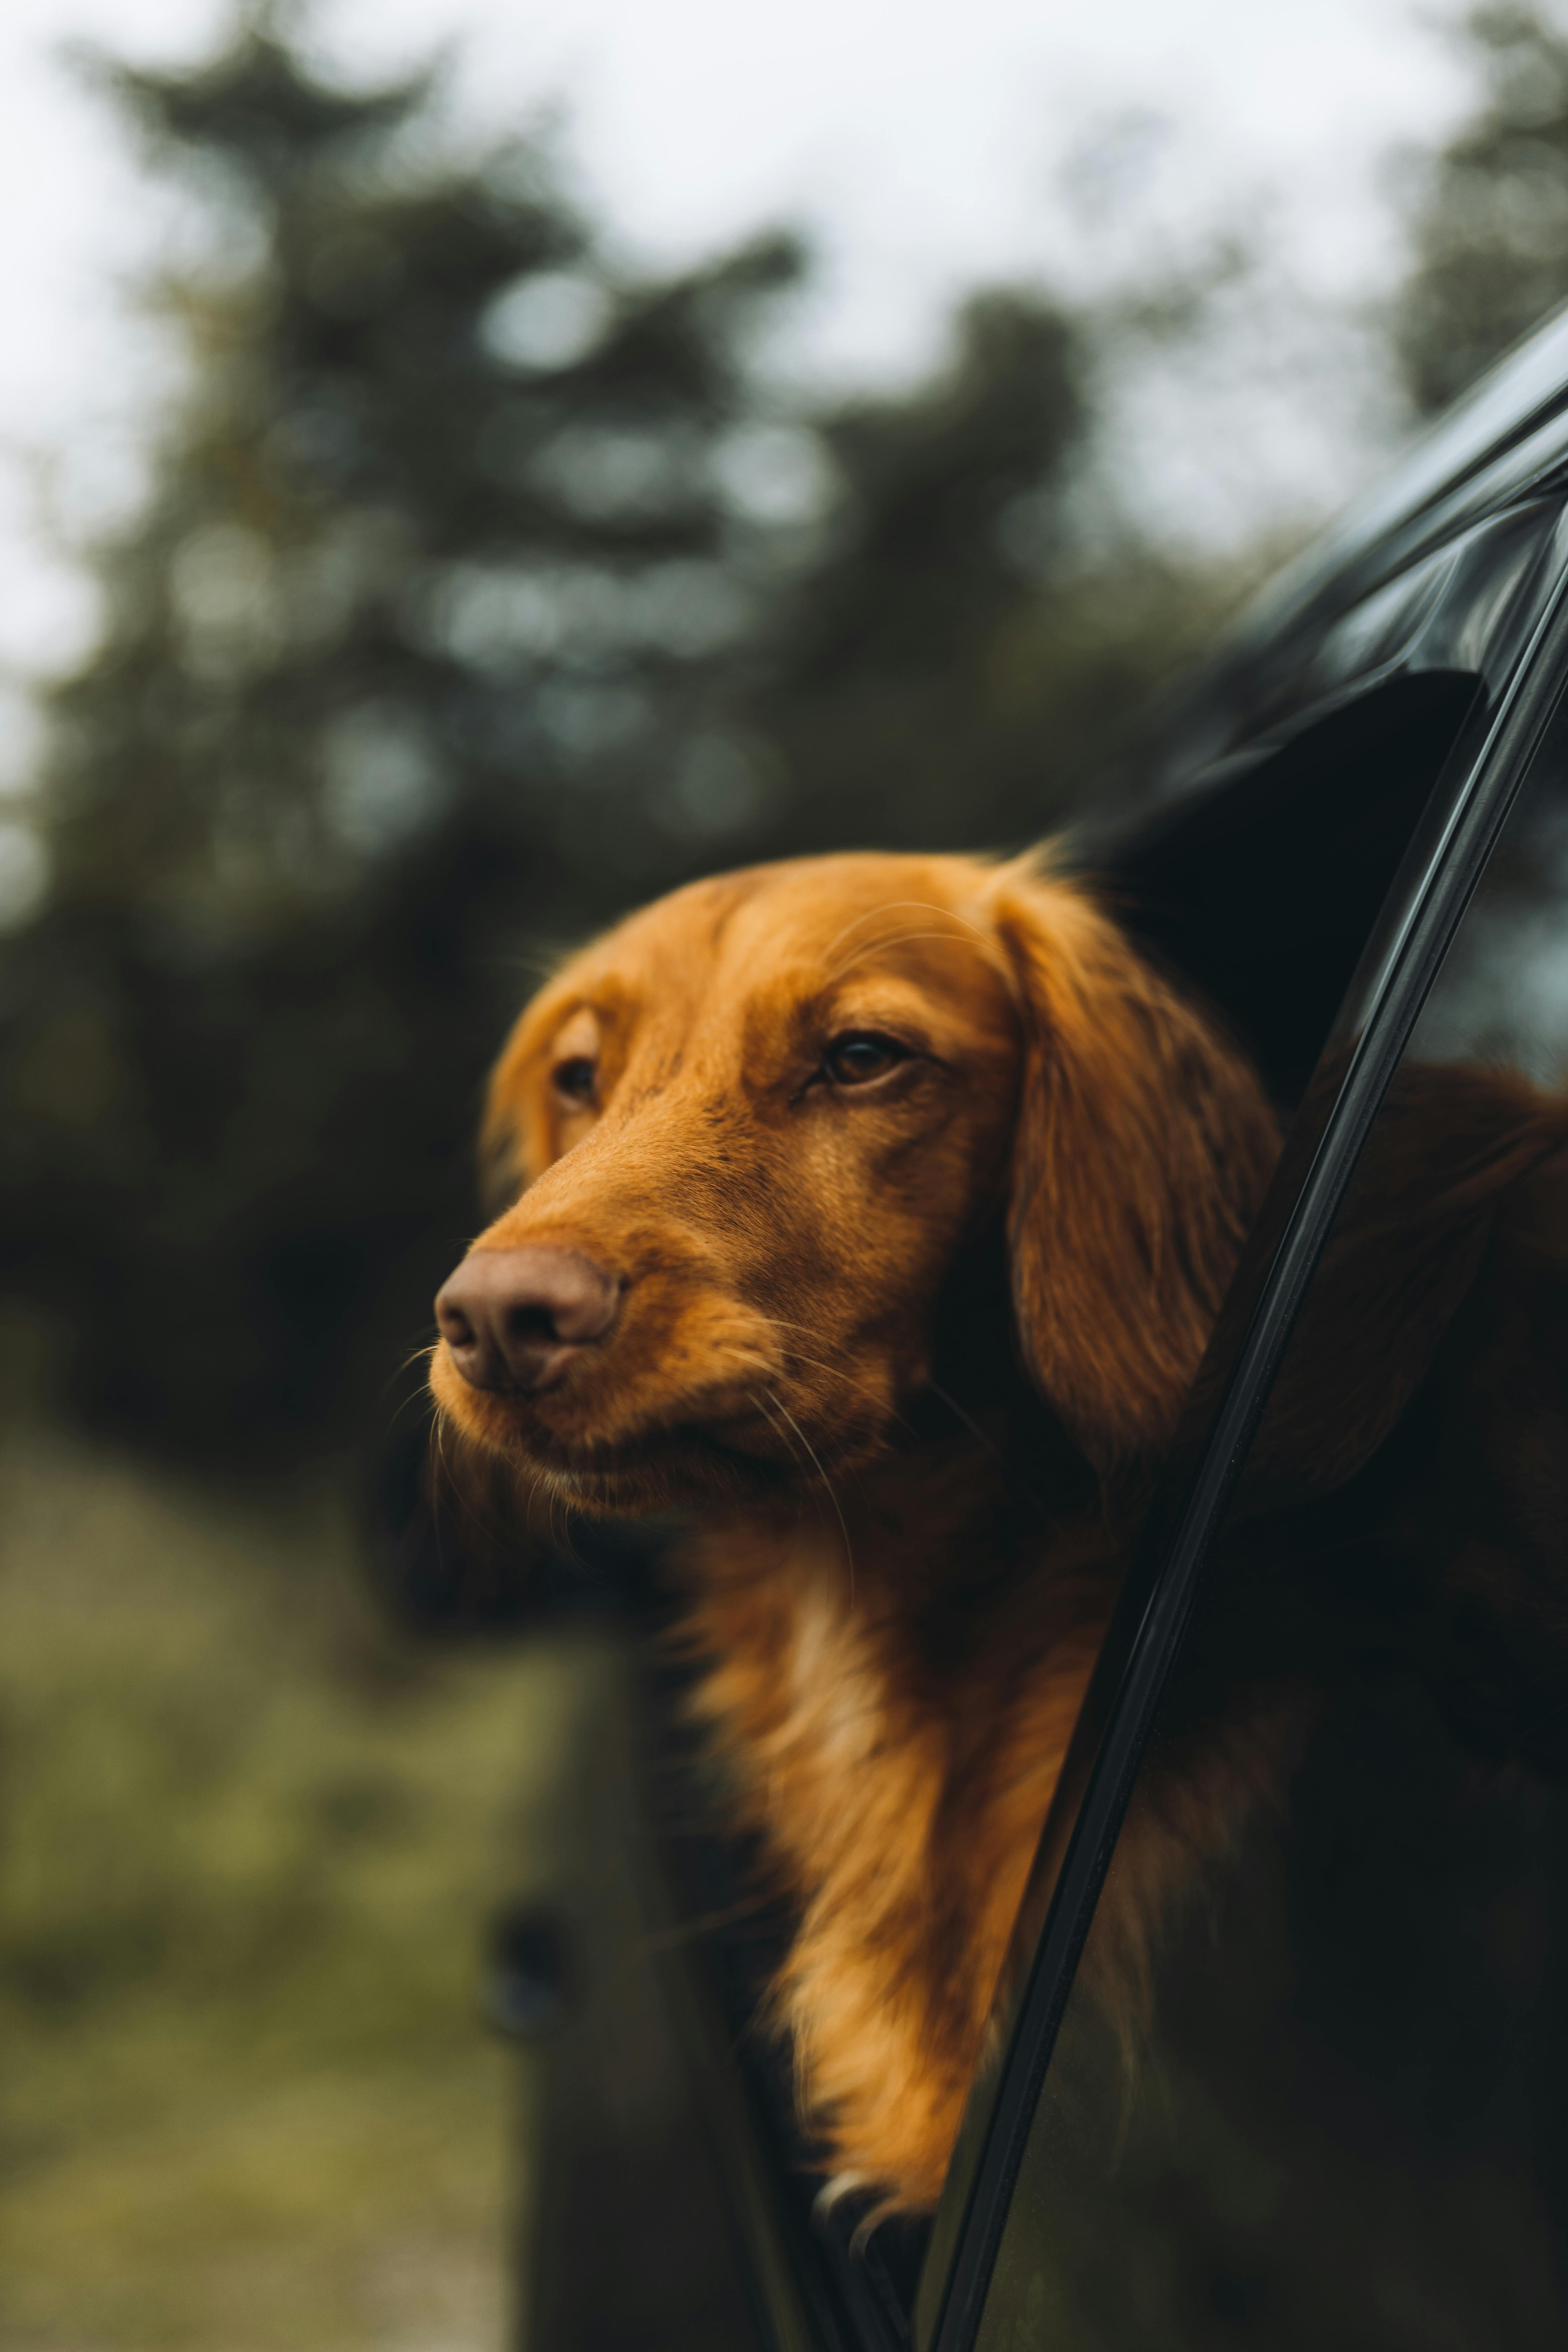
[743,289,1212,856]
[0,19,808,1463]
[1393,5,1568,415]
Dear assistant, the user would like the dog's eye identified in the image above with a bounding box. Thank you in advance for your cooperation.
[553,1057,597,1103]
[824,1033,907,1087]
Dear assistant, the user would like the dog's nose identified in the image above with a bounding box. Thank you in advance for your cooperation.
[435,1246,621,1394]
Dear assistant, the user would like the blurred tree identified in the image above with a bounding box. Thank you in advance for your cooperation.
[0,18,815,1464]
[743,289,1211,856]
[1393,4,1568,415]
[0,8,1225,1474]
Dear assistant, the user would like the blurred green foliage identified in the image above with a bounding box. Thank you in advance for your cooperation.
[0,1420,615,2348]
[1394,6,1568,416]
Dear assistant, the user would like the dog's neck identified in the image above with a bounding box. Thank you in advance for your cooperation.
[686,1221,1115,1678]
[683,1382,1111,1706]
[676,1317,1119,2208]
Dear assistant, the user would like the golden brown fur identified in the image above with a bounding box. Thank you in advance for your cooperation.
[429,849,1281,2208]
[429,847,1568,2210]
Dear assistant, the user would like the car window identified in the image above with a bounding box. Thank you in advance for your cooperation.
[960,610,1568,2350]
[913,565,1520,2352]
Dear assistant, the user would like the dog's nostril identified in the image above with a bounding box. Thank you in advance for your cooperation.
[435,1295,477,1350]
[505,1304,558,1345]
[434,1245,621,1394]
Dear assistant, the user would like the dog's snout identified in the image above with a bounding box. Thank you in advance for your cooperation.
[435,1246,621,1394]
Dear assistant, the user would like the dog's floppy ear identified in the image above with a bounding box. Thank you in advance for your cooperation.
[986,859,1279,1472]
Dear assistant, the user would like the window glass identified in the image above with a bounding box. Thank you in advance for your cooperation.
[974,691,1568,2347]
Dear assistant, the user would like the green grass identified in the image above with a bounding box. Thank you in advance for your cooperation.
[0,1425,601,2351]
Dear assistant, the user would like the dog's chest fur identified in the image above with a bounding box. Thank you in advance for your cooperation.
[678,1448,1114,2210]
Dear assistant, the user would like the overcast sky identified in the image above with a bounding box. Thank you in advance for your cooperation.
[0,0,1485,702]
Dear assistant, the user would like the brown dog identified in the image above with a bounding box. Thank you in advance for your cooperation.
[428,849,1281,2209]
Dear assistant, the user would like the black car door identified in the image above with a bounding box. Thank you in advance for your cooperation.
[916,489,1568,2348]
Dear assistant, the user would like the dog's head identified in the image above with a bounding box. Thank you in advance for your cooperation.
[429,851,1278,1512]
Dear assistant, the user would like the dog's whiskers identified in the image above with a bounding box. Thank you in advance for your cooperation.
[763,1385,857,1605]
[381,1338,440,1410]
[747,1382,811,1492]
[426,1413,457,1586]
[749,1332,893,1408]
[746,1316,922,1443]
[728,1350,925,1471]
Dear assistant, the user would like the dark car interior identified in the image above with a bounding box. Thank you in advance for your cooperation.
[1104,668,1483,1111]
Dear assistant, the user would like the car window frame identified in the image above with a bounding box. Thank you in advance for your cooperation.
[915,516,1568,2352]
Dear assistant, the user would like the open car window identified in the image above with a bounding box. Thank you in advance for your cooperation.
[939,549,1568,2351]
